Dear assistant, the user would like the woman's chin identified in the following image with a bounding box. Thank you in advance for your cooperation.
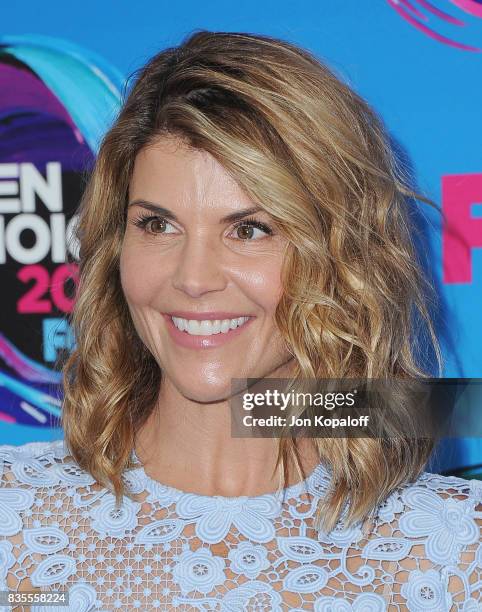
[181,388,238,405]
[174,371,263,404]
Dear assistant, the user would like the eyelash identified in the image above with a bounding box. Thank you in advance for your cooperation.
[131,214,274,239]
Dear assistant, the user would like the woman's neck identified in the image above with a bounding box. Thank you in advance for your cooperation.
[133,381,320,497]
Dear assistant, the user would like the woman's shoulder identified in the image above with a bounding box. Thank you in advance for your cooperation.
[368,467,481,579]
[0,437,94,493]
[0,438,68,459]
[0,437,65,472]
[374,467,482,534]
[408,467,482,502]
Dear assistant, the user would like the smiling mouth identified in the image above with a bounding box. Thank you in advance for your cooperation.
[170,315,252,336]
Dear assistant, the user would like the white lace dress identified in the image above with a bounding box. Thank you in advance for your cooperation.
[0,439,481,611]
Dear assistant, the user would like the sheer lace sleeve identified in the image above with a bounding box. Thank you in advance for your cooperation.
[358,472,482,610]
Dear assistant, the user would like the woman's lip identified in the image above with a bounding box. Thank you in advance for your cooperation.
[165,311,253,320]
[163,313,255,349]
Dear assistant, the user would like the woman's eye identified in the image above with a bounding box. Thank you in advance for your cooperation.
[131,215,175,234]
[230,219,273,241]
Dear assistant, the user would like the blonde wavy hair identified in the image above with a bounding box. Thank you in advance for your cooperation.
[61,30,443,533]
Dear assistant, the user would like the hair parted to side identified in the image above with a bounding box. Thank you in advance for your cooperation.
[60,29,443,533]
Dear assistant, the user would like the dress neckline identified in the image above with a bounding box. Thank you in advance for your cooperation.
[128,446,330,503]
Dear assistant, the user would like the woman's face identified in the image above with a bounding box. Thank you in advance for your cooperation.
[120,136,294,402]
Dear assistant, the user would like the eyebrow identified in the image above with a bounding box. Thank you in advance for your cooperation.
[128,199,264,224]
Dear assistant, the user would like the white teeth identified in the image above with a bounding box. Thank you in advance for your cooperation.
[171,316,250,335]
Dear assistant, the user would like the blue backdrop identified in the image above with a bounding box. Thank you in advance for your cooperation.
[0,1,481,478]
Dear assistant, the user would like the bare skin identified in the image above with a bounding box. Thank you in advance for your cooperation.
[119,136,320,497]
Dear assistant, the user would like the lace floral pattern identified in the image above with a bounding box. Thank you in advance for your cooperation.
[0,439,480,611]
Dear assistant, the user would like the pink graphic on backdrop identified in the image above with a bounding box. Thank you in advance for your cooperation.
[387,0,482,51]
[442,173,482,283]
[0,332,61,384]
[451,0,482,17]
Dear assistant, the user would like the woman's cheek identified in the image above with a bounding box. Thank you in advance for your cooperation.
[235,264,284,310]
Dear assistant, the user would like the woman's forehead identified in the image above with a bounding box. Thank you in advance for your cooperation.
[129,143,254,214]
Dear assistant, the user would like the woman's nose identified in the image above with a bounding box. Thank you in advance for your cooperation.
[170,237,228,298]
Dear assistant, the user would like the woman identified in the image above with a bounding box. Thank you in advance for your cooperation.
[1,30,480,611]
